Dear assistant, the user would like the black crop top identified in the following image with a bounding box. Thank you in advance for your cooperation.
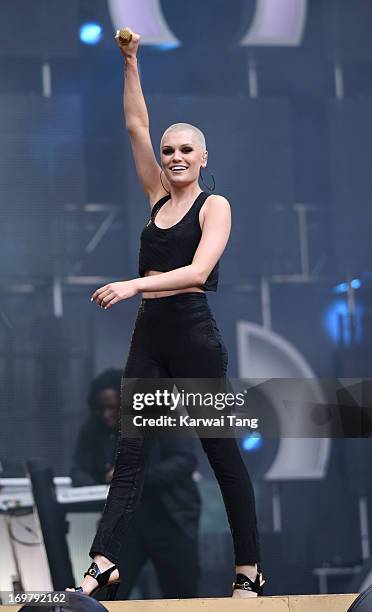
[138,191,219,291]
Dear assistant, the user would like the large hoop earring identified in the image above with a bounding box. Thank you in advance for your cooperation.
[199,167,216,192]
[160,169,171,194]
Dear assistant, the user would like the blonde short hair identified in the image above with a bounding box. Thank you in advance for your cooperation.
[160,122,206,152]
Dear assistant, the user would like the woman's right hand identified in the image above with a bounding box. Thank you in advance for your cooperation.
[114,28,141,59]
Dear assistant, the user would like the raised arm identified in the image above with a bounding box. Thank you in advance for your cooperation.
[115,29,169,206]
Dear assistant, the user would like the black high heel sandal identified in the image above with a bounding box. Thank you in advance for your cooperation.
[69,561,121,600]
[232,569,266,596]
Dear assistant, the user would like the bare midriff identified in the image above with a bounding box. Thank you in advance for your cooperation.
[141,269,204,299]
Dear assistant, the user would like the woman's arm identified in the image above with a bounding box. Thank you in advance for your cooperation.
[116,29,169,204]
[91,196,231,306]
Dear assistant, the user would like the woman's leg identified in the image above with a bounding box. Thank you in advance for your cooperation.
[115,516,148,600]
[67,303,171,594]
[166,295,261,572]
[89,305,172,564]
[197,437,260,565]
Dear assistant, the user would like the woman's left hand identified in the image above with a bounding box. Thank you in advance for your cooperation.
[91,280,139,309]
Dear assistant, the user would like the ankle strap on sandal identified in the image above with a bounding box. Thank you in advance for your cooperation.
[83,562,118,587]
[232,571,266,596]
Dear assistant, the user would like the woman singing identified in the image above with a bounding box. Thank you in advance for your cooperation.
[66,28,265,599]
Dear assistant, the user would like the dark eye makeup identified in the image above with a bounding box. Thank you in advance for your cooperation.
[162,146,193,154]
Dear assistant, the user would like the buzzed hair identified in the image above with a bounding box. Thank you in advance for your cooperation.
[161,122,206,152]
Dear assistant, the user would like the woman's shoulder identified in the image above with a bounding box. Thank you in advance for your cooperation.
[199,193,231,230]
[204,191,229,201]
[149,189,171,211]
[203,192,231,210]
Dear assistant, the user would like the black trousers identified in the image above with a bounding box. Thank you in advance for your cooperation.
[89,292,261,566]
[115,503,200,599]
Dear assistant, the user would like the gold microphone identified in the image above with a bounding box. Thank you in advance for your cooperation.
[118,28,133,45]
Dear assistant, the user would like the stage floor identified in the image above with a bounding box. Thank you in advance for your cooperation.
[0,593,360,612]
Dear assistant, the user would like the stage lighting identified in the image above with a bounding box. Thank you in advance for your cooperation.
[79,22,102,45]
[351,278,362,289]
[154,42,180,50]
[334,282,349,294]
[242,433,263,452]
[324,298,363,345]
[334,279,362,294]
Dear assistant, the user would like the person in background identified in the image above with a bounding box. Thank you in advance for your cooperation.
[70,368,201,599]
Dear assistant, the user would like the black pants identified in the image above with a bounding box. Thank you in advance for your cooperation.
[115,503,200,599]
[89,292,261,566]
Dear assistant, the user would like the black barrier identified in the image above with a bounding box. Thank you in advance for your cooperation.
[25,459,74,591]
[347,584,372,611]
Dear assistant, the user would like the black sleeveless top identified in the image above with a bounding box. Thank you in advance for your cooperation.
[138,191,219,291]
